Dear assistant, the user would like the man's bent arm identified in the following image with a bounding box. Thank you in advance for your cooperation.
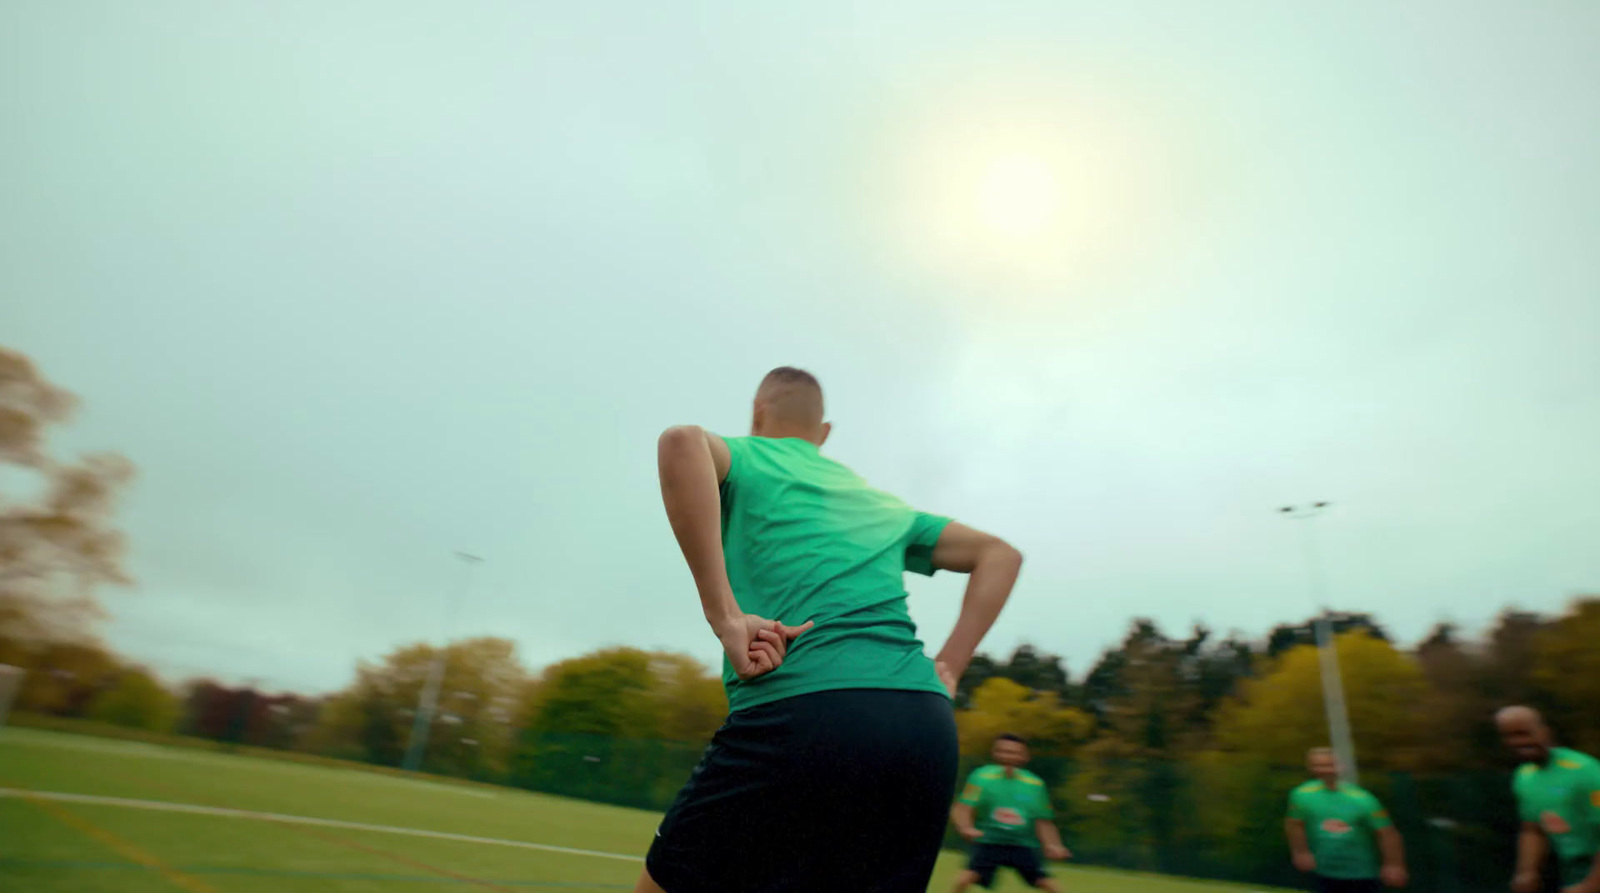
[950,803,977,836]
[658,426,736,629]
[1513,822,1546,889]
[1035,818,1066,851]
[930,522,1022,679]
[1573,852,1600,893]
[1285,818,1311,862]
[1377,826,1405,873]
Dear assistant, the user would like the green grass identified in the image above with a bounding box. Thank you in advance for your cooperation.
[0,728,1263,893]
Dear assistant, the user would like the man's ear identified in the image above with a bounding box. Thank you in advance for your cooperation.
[818,421,833,446]
[751,402,765,434]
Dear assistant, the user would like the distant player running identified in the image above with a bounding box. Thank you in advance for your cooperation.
[1285,748,1408,892]
[948,733,1071,892]
[1497,706,1600,893]
[636,367,1024,893]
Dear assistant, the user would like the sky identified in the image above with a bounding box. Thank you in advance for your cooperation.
[3,1,1597,694]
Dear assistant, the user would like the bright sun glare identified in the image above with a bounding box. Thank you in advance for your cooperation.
[889,87,1158,288]
[975,154,1062,240]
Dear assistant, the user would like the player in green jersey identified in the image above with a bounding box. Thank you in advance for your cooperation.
[637,368,1025,893]
[1498,706,1600,893]
[948,734,1071,892]
[1285,748,1408,892]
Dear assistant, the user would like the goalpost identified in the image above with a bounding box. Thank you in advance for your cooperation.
[0,665,23,730]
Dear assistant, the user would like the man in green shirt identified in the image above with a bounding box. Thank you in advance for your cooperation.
[1285,747,1408,892]
[1498,706,1600,893]
[637,368,1025,893]
[949,733,1071,892]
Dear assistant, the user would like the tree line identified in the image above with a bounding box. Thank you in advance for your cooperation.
[9,601,1595,777]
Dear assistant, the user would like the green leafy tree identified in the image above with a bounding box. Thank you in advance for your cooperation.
[308,637,529,776]
[1530,597,1600,754]
[955,677,1094,757]
[87,667,179,732]
[1211,632,1431,771]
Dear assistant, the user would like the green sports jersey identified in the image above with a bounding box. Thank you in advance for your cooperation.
[716,436,951,712]
[958,765,1054,847]
[1513,747,1600,885]
[1286,780,1393,880]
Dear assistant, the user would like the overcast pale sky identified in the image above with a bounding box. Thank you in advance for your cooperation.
[4,1,1597,694]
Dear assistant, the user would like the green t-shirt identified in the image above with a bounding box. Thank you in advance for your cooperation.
[1513,747,1600,885]
[1286,780,1393,880]
[957,765,1054,847]
[717,436,952,712]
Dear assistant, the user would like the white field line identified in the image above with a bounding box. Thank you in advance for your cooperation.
[1,732,497,798]
[0,788,643,863]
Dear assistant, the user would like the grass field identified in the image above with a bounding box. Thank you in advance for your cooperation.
[0,728,1267,893]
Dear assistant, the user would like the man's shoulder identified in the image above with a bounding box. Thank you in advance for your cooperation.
[1292,780,1322,796]
[1554,748,1600,772]
[1514,763,1539,788]
[1017,769,1047,787]
[1345,785,1381,805]
[971,764,1005,781]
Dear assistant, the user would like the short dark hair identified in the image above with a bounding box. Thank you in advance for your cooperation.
[755,367,824,425]
[995,733,1029,747]
[760,366,821,391]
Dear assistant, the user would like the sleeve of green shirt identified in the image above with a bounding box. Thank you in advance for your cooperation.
[1287,788,1307,822]
[957,771,984,806]
[719,435,750,487]
[1035,783,1055,820]
[1363,792,1393,830]
[1584,761,1600,824]
[1514,771,1537,824]
[904,512,953,577]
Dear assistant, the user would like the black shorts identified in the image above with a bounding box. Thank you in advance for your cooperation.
[645,688,958,893]
[966,843,1049,888]
[1312,876,1381,893]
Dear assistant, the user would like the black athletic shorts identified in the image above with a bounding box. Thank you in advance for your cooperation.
[645,688,958,893]
[967,843,1049,888]
[1312,876,1381,893]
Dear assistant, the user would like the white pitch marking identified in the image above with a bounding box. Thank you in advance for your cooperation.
[0,789,643,863]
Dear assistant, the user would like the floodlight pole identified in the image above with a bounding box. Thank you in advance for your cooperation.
[402,551,482,773]
[1279,503,1359,785]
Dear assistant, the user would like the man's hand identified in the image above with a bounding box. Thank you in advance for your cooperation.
[1511,872,1541,893]
[935,660,958,698]
[1381,864,1408,888]
[958,826,982,842]
[1293,852,1316,874]
[1044,844,1071,861]
[716,614,813,681]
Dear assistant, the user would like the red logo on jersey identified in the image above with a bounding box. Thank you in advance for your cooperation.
[1541,811,1572,835]
[993,807,1026,826]
[1321,819,1353,834]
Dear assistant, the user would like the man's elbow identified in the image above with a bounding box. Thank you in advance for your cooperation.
[658,425,705,457]
[985,539,1023,572]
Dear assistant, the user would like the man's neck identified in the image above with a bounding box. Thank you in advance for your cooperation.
[1318,779,1340,791]
[1002,767,1017,779]
[751,426,820,444]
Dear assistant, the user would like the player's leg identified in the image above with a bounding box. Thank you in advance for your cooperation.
[810,689,959,893]
[1012,845,1058,892]
[642,704,806,893]
[948,869,982,892]
[646,688,955,893]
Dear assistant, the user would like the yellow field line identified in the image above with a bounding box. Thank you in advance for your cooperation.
[23,793,223,893]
